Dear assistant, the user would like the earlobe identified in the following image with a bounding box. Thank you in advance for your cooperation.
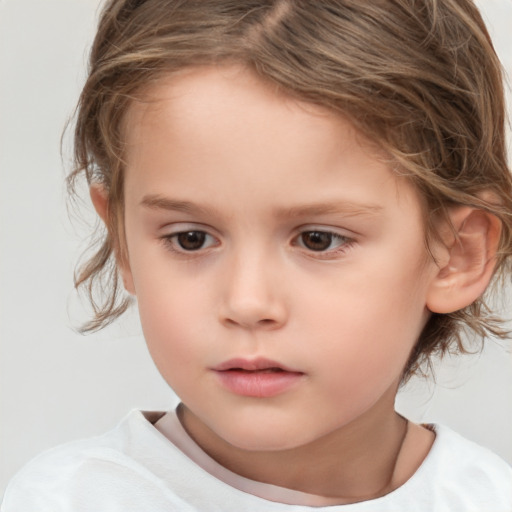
[89,184,136,296]
[426,207,501,314]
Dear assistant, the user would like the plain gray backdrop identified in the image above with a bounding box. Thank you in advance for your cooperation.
[1,0,512,499]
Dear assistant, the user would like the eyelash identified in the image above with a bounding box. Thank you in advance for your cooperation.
[160,229,355,259]
[292,230,355,259]
[161,230,219,254]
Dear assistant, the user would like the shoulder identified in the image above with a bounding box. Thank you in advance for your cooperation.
[431,424,512,477]
[1,410,196,512]
[415,424,512,509]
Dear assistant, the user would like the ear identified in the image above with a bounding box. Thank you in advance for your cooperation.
[426,207,501,314]
[89,183,109,224]
[89,184,136,295]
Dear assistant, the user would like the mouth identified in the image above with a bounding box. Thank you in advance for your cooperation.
[213,357,301,373]
[212,358,304,398]
[224,367,286,374]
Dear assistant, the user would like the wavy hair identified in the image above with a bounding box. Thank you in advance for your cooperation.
[68,0,512,381]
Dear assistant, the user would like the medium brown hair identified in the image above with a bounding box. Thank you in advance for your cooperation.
[69,0,512,381]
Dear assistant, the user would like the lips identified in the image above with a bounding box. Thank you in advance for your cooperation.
[212,358,304,398]
[213,357,298,373]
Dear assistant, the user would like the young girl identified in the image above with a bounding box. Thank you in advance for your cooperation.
[3,0,512,510]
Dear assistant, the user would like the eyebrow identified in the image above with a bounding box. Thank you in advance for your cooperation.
[140,194,383,219]
[274,202,383,219]
[141,195,217,216]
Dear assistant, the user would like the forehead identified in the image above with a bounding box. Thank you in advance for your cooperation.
[124,65,355,149]
[121,65,423,222]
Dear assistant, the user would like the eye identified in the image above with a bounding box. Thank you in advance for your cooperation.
[163,230,217,252]
[295,230,352,253]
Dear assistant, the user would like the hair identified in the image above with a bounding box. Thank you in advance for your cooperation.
[69,0,512,382]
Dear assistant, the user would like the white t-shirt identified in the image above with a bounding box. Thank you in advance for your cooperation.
[2,408,512,511]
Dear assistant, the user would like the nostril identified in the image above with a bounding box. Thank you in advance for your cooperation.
[220,296,287,329]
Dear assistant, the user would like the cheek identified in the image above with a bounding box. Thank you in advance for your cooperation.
[304,257,429,388]
[131,261,210,377]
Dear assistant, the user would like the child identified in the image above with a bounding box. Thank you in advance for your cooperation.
[3,0,512,510]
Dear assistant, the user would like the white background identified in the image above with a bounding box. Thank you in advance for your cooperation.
[1,0,512,499]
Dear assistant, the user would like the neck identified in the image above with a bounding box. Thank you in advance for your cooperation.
[178,391,414,503]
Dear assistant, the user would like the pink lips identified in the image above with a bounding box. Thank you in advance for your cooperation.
[212,358,304,398]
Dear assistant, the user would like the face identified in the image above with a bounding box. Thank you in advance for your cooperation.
[120,66,438,452]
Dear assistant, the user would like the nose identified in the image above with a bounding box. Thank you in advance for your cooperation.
[219,250,288,330]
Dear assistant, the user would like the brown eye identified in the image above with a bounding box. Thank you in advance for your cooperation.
[176,231,207,251]
[300,231,334,251]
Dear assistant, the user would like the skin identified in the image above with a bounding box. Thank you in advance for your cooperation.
[92,65,499,504]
